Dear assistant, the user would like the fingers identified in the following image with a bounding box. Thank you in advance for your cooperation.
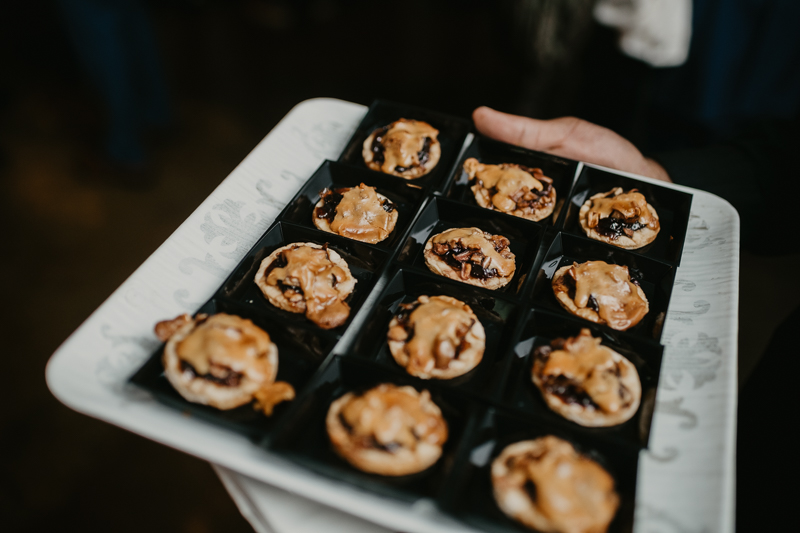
[472,106,672,182]
[472,106,578,152]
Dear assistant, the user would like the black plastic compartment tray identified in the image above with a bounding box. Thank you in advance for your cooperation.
[498,308,663,448]
[338,100,472,192]
[440,407,638,533]
[126,99,694,533]
[214,221,390,336]
[396,197,546,298]
[129,298,338,440]
[277,160,426,252]
[529,232,675,342]
[347,268,522,400]
[440,135,580,227]
[268,356,478,503]
[562,165,693,265]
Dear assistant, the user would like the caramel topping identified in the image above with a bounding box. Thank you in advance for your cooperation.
[253,381,296,416]
[431,227,515,278]
[175,314,272,377]
[540,330,631,414]
[155,313,192,342]
[388,296,476,374]
[375,120,438,174]
[339,384,448,452]
[266,245,351,329]
[329,184,393,244]
[503,437,617,532]
[586,187,658,230]
[569,261,648,330]
[464,158,552,213]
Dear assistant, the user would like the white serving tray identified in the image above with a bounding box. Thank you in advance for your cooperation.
[47,98,739,533]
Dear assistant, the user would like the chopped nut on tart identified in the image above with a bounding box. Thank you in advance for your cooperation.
[463,157,556,222]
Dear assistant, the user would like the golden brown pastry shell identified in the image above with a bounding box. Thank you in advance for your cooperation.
[422,228,516,291]
[491,437,619,533]
[325,385,447,476]
[162,314,278,410]
[253,242,356,321]
[532,341,642,427]
[312,188,398,244]
[361,120,441,179]
[387,295,486,380]
[578,191,660,250]
[551,264,649,331]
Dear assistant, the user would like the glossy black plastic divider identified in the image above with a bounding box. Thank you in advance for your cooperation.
[129,298,338,440]
[214,221,390,336]
[347,268,523,400]
[338,100,472,192]
[396,197,546,298]
[439,407,638,533]
[562,165,693,265]
[497,308,663,448]
[268,356,480,503]
[277,160,426,251]
[439,136,580,227]
[530,232,675,342]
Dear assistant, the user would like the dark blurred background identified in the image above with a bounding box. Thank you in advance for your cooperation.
[2,1,798,532]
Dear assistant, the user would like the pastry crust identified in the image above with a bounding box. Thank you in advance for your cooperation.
[157,313,294,414]
[578,187,660,249]
[463,158,556,222]
[387,295,485,380]
[254,243,356,330]
[492,436,619,533]
[313,183,398,244]
[423,227,516,290]
[551,261,648,331]
[532,329,642,427]
[326,384,448,476]
[362,119,441,179]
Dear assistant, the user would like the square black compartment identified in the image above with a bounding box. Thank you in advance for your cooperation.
[440,136,579,227]
[268,356,476,503]
[396,197,545,298]
[128,298,337,440]
[277,160,424,252]
[562,165,693,265]
[530,233,675,342]
[338,100,471,192]
[498,309,662,448]
[440,408,638,533]
[215,222,389,336]
[347,268,522,400]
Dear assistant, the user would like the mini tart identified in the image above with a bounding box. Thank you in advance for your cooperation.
[551,261,648,331]
[579,187,660,249]
[464,158,556,222]
[155,313,295,414]
[326,383,449,476]
[492,436,619,533]
[532,329,642,427]
[362,119,441,179]
[423,227,516,290]
[254,243,356,330]
[313,183,398,244]
[387,295,486,380]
